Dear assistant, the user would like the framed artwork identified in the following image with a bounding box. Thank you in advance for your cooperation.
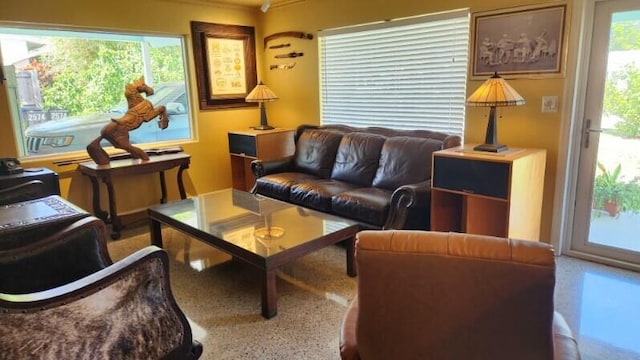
[191,21,258,110]
[470,4,567,79]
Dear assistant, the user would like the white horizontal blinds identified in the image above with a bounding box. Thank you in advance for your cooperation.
[319,9,469,136]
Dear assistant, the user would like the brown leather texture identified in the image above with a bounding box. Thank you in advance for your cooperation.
[292,129,343,178]
[331,132,386,186]
[340,230,581,360]
[372,137,443,190]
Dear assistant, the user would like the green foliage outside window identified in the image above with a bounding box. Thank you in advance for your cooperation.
[608,21,640,51]
[603,21,640,138]
[604,63,640,138]
[593,163,640,215]
[26,38,184,117]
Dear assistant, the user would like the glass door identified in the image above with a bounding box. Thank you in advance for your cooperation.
[572,0,640,265]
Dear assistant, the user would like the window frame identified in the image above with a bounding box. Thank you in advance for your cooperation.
[0,24,195,160]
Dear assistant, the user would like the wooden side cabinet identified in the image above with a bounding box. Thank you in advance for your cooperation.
[430,146,546,241]
[228,128,295,191]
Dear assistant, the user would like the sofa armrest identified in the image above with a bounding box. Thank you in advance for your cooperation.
[251,155,296,179]
[383,181,431,230]
[0,246,202,360]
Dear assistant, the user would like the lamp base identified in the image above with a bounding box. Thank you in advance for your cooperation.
[473,143,508,152]
[251,103,274,130]
[251,124,275,130]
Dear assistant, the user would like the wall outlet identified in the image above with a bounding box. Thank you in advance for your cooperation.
[542,96,558,112]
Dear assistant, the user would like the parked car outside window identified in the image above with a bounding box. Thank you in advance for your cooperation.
[24,83,190,155]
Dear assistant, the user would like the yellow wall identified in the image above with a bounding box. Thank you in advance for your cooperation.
[1,0,570,242]
[261,0,571,243]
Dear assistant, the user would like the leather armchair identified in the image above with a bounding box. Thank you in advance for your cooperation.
[0,216,202,359]
[340,230,581,360]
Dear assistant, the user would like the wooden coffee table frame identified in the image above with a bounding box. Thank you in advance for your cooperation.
[148,202,358,319]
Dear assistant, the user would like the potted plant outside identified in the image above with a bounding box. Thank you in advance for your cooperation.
[592,163,640,217]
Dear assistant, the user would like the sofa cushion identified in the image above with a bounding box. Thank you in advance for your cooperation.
[331,188,393,227]
[290,180,359,212]
[331,132,386,186]
[293,130,344,178]
[255,172,320,201]
[372,137,443,190]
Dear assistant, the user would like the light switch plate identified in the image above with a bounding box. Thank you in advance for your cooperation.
[542,96,558,112]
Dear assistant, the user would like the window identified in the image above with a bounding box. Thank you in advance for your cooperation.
[0,27,192,158]
[318,9,469,137]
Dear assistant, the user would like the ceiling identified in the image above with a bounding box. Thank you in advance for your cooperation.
[219,0,265,6]
[186,0,290,10]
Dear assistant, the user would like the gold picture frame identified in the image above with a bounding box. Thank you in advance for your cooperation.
[191,21,258,110]
[470,4,567,79]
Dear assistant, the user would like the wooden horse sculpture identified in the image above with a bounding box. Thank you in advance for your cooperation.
[87,78,169,165]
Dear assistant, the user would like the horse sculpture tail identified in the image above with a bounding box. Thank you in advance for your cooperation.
[87,136,111,165]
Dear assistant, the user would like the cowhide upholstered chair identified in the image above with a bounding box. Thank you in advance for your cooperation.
[340,230,581,360]
[0,216,202,359]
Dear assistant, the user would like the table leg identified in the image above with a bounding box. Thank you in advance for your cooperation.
[261,269,278,319]
[102,176,122,240]
[86,175,108,221]
[149,218,163,248]
[346,236,357,277]
[177,164,188,199]
[159,171,167,204]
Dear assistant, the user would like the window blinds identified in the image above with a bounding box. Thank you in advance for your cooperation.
[319,9,470,137]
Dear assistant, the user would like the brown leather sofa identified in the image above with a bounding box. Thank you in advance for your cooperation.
[340,230,581,360]
[251,124,461,230]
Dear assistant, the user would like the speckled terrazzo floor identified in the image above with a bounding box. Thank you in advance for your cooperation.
[108,224,354,360]
[108,223,640,360]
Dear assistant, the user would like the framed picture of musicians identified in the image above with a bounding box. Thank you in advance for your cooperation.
[470,4,567,79]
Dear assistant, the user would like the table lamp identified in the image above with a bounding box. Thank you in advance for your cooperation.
[245,81,278,130]
[466,72,525,152]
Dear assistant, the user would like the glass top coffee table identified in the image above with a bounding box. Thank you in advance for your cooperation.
[147,188,360,318]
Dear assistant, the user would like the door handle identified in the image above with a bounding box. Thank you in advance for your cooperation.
[584,119,603,148]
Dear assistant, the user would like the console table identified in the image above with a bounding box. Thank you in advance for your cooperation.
[79,153,190,239]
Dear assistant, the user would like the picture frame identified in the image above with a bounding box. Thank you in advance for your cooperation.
[470,4,567,79]
[190,21,258,110]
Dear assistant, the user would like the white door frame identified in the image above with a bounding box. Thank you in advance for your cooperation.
[553,0,640,271]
